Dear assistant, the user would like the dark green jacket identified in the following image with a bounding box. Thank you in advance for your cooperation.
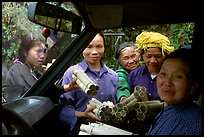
[115,67,131,102]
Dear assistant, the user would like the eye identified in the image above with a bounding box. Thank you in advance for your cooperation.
[86,45,92,49]
[158,71,166,78]
[122,57,129,61]
[131,54,136,59]
[174,74,184,79]
[145,54,151,58]
[155,54,162,59]
[96,44,103,49]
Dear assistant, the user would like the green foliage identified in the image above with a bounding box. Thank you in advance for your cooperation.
[169,23,194,49]
[102,23,194,70]
[2,2,194,71]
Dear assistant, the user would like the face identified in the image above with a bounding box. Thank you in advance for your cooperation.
[26,42,47,68]
[82,34,105,65]
[119,47,140,71]
[142,47,164,75]
[157,58,195,105]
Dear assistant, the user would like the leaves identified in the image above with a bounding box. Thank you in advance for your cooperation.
[2,2,194,70]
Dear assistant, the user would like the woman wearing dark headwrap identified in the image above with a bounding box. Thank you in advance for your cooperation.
[115,42,141,102]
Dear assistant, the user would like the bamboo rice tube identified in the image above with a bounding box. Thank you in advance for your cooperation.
[139,103,148,113]
[134,85,141,92]
[126,98,139,113]
[72,74,93,95]
[104,116,111,121]
[115,102,124,110]
[120,91,137,105]
[92,122,135,135]
[146,101,163,111]
[80,124,91,134]
[73,68,99,92]
[135,100,163,111]
[90,125,117,135]
[112,117,124,124]
[123,105,128,111]
[120,110,126,117]
[89,98,104,107]
[78,131,91,135]
[136,111,146,121]
[138,86,148,101]
[106,107,113,114]
[112,106,118,113]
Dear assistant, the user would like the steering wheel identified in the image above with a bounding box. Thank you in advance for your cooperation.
[2,107,37,135]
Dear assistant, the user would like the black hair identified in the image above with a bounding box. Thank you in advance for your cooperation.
[18,31,45,63]
[98,31,105,46]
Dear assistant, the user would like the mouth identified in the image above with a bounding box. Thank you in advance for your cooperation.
[90,57,99,60]
[128,64,137,69]
[163,88,173,95]
[38,61,44,65]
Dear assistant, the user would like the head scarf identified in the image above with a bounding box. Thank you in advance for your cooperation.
[115,42,136,60]
[136,31,174,57]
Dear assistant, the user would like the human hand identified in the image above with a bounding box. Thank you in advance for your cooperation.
[64,77,80,92]
[120,96,127,102]
[83,105,102,121]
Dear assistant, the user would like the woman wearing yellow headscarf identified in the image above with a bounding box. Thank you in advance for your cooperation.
[128,31,174,100]
[127,32,174,134]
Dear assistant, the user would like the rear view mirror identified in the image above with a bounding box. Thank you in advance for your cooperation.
[28,2,82,34]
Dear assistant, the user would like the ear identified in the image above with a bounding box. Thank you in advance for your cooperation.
[24,52,27,57]
[190,83,199,95]
[118,59,122,66]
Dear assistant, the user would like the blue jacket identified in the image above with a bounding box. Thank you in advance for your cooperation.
[146,102,202,135]
[58,59,118,131]
[128,65,160,100]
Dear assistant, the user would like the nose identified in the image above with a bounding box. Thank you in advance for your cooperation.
[38,52,46,59]
[128,57,135,63]
[150,56,157,63]
[91,50,98,55]
[164,76,173,87]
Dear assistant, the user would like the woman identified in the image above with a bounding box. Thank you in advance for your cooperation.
[126,32,174,134]
[128,31,174,100]
[6,31,75,101]
[6,31,48,94]
[58,32,119,135]
[115,42,140,102]
[146,48,202,135]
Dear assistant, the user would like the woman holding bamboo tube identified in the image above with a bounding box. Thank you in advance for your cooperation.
[126,32,174,134]
[114,42,141,102]
[58,32,118,135]
[128,31,174,101]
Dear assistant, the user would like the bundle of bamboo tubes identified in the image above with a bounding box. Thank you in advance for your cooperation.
[110,86,147,122]
[73,68,99,96]
[111,86,163,122]
[86,86,163,124]
[87,98,114,122]
[134,100,163,121]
